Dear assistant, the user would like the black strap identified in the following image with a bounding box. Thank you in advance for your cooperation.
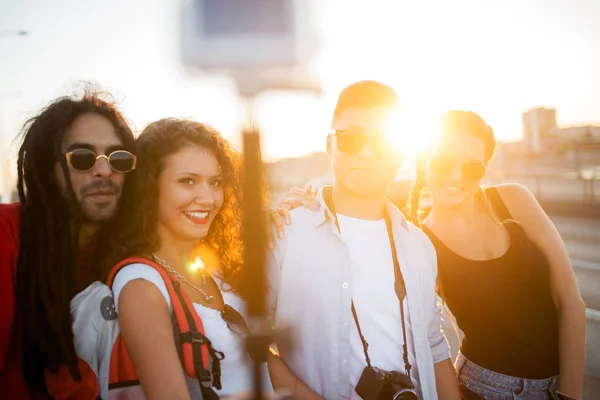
[323,187,412,379]
[484,186,512,221]
[350,302,372,368]
[385,215,412,379]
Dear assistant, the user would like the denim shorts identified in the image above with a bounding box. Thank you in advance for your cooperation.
[456,351,559,400]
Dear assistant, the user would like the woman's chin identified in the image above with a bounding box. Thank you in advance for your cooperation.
[431,187,474,208]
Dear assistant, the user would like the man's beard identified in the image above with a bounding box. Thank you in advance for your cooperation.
[77,180,122,222]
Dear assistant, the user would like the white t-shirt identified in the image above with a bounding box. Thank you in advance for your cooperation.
[336,214,419,399]
[112,263,272,398]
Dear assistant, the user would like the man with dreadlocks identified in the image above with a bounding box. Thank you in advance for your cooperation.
[0,92,137,399]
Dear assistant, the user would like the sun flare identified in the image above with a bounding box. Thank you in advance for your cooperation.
[188,246,220,275]
[386,109,438,160]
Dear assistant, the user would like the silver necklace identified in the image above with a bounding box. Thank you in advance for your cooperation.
[152,253,214,303]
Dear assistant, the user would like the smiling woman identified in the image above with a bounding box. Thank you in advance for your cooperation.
[156,145,224,248]
[100,118,273,398]
[410,110,586,399]
[108,118,244,296]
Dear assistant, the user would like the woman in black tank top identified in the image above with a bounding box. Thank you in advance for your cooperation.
[273,110,585,399]
[410,111,585,400]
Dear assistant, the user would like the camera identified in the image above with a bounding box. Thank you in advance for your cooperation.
[355,366,418,400]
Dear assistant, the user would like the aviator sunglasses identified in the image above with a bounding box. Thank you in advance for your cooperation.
[429,156,486,181]
[330,129,398,159]
[65,149,137,173]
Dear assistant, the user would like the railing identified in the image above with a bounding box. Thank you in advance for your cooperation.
[496,173,600,218]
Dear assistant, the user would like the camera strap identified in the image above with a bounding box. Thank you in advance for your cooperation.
[323,187,412,379]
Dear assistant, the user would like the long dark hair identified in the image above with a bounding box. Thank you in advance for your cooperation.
[106,118,245,292]
[409,110,496,224]
[16,92,135,387]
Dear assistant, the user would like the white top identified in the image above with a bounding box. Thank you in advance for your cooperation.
[336,214,419,399]
[112,263,272,398]
[267,187,450,400]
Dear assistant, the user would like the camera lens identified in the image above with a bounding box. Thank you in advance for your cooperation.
[392,388,419,400]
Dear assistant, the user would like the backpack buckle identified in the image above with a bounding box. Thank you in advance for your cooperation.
[180,331,211,345]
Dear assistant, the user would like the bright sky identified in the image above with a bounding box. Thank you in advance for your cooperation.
[1,0,599,183]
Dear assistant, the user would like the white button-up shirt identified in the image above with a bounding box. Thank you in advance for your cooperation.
[267,188,450,400]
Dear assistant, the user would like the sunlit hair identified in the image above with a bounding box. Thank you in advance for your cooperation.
[409,110,496,224]
[15,91,135,387]
[107,118,244,292]
[332,80,400,125]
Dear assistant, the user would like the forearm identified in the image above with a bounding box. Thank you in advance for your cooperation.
[433,358,460,400]
[266,352,323,400]
[557,299,586,398]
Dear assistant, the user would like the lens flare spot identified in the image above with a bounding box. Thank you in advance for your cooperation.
[189,256,205,273]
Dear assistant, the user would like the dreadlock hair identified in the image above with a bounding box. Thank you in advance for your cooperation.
[409,110,496,224]
[15,91,135,388]
[106,119,246,294]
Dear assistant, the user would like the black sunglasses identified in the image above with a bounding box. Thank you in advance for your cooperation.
[64,149,137,173]
[221,304,272,361]
[330,130,398,159]
[429,156,486,181]
[221,304,249,336]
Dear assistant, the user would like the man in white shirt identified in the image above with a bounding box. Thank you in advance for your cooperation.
[266,81,460,400]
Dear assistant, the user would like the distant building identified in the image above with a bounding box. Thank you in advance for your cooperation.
[494,108,600,178]
[554,125,600,141]
[522,107,557,154]
[521,107,600,155]
[522,108,600,154]
[264,151,332,194]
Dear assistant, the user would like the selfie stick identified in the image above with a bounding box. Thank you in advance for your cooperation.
[237,66,322,397]
[180,2,320,398]
[240,95,271,400]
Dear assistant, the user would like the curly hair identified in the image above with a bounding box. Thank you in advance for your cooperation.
[107,118,245,291]
[15,91,136,387]
[409,110,496,224]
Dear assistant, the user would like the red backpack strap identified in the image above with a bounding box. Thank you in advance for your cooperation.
[170,279,224,398]
[107,257,223,395]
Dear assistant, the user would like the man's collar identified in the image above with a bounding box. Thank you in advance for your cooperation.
[385,199,410,232]
[313,185,409,232]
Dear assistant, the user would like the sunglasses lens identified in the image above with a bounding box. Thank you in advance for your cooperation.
[462,162,486,181]
[336,132,368,154]
[109,151,135,173]
[431,157,486,181]
[69,149,97,171]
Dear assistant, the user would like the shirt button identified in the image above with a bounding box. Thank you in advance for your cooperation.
[342,282,349,289]
[342,359,348,364]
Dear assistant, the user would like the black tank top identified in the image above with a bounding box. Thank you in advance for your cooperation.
[422,187,559,379]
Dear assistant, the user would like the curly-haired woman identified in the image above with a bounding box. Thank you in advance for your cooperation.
[107,118,272,399]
